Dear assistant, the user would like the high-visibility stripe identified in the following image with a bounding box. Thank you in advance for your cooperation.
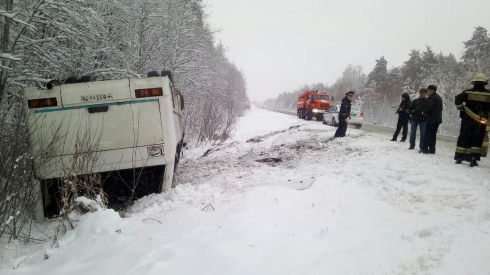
[456,104,464,110]
[456,147,470,154]
[463,106,489,125]
[455,146,484,154]
[470,146,482,154]
[467,93,490,103]
[470,148,482,153]
[466,91,490,96]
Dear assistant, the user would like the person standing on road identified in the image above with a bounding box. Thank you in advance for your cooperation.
[408,89,429,151]
[422,85,443,154]
[334,91,354,138]
[390,93,411,142]
[454,73,490,167]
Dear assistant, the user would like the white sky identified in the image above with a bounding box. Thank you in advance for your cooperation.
[203,0,490,102]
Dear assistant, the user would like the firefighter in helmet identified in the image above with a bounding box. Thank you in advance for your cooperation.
[454,73,490,167]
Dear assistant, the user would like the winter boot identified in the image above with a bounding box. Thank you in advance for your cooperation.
[390,138,397,141]
[455,158,463,164]
[470,157,478,167]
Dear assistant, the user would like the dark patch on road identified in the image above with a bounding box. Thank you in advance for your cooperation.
[246,125,301,143]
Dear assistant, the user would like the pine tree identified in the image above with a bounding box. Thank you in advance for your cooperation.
[401,50,423,92]
[462,26,490,75]
[367,56,388,87]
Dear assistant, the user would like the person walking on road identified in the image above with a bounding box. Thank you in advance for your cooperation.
[408,89,429,151]
[422,85,443,154]
[334,91,354,138]
[390,92,411,142]
[454,73,490,167]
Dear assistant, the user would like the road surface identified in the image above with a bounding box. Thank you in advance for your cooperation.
[267,108,457,143]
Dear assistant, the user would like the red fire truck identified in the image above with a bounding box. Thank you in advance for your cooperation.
[297,90,331,120]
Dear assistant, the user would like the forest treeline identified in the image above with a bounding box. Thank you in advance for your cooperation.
[0,0,249,145]
[263,26,490,136]
[0,0,248,242]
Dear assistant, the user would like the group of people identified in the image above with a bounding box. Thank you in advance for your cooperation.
[335,73,490,168]
[391,84,443,155]
[391,73,490,167]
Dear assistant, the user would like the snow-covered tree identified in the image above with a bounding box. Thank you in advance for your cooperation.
[462,26,490,75]
[366,56,388,88]
[0,0,249,243]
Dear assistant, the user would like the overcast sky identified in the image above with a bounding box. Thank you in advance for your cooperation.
[204,0,490,102]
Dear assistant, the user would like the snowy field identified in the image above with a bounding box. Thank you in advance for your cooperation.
[2,106,490,274]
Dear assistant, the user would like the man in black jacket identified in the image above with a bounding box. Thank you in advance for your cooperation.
[390,92,411,142]
[422,85,443,154]
[454,73,490,167]
[334,91,353,138]
[408,89,428,151]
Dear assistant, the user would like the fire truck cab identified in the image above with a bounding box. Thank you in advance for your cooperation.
[297,90,331,121]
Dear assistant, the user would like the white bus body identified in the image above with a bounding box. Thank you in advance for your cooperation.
[24,75,184,219]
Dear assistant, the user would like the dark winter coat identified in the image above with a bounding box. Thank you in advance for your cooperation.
[454,85,490,159]
[396,93,411,121]
[455,86,490,119]
[338,97,351,120]
[409,97,429,121]
[423,92,443,124]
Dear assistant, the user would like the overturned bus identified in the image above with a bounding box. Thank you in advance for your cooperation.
[23,71,185,220]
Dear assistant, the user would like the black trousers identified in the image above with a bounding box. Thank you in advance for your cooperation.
[393,117,408,140]
[334,118,348,137]
[424,123,439,153]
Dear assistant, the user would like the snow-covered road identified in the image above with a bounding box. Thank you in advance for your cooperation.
[2,106,490,274]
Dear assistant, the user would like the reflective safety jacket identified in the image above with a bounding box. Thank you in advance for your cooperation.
[455,87,490,156]
[455,87,490,126]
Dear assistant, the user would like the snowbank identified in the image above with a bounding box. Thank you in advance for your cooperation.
[2,107,489,274]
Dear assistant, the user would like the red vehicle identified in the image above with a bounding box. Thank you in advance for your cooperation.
[297,90,331,120]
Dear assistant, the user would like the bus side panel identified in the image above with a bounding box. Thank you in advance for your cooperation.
[34,145,169,179]
[159,88,177,192]
[29,100,165,155]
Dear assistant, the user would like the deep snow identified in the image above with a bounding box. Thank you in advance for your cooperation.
[2,107,490,274]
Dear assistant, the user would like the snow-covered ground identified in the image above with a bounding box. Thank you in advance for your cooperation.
[2,107,490,274]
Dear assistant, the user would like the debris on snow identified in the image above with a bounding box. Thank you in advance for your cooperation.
[239,149,260,161]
